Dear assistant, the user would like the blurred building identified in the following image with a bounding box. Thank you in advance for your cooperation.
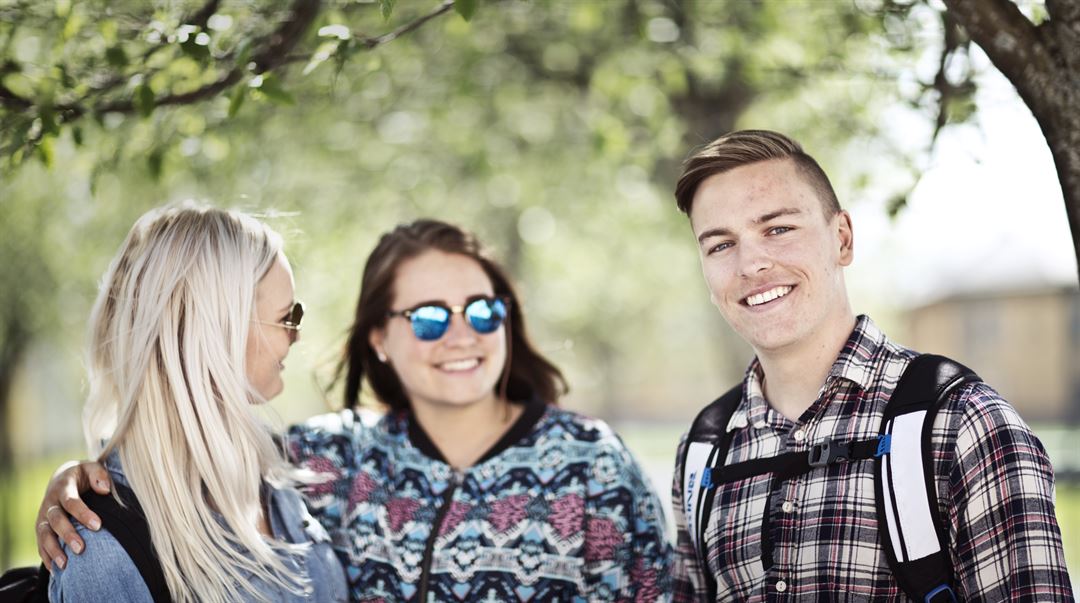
[905,286,1080,423]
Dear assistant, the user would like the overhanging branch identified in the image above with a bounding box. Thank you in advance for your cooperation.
[9,0,457,128]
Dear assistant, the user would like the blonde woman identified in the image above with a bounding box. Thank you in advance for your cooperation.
[46,204,346,602]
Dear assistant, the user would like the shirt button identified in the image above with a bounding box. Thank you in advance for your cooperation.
[753,419,767,429]
[781,501,794,513]
[776,579,788,592]
[793,429,806,442]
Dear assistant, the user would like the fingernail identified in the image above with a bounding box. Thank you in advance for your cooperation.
[55,556,66,570]
[96,480,109,492]
[88,518,101,530]
[71,541,83,554]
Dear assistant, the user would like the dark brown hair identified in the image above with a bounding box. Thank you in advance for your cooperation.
[339,219,568,412]
[675,129,841,217]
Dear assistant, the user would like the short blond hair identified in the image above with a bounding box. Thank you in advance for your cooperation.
[675,130,841,216]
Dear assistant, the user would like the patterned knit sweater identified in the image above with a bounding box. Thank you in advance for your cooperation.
[287,399,672,602]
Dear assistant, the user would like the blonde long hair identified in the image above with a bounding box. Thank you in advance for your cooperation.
[83,203,305,602]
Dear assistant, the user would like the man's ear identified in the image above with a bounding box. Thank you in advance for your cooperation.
[836,210,854,266]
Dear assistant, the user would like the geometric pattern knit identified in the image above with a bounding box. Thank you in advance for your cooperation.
[672,315,1074,602]
[288,400,672,602]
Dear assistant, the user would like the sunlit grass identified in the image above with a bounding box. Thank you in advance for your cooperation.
[2,454,80,568]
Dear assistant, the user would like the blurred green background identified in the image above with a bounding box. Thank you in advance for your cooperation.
[1,0,1076,584]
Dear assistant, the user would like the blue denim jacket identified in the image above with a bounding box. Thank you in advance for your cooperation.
[48,455,347,602]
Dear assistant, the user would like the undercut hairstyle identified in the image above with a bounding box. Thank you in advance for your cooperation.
[84,202,306,603]
[675,129,842,217]
[338,219,568,412]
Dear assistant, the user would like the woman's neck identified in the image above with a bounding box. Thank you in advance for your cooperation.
[410,396,523,470]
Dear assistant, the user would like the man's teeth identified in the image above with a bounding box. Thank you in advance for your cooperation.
[439,358,480,371]
[746,286,792,307]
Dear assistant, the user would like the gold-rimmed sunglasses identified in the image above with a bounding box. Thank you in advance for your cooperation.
[253,301,304,341]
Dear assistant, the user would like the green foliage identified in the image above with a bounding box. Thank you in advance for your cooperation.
[380,0,397,22]
[0,0,939,423]
[227,84,246,117]
[252,73,294,106]
[455,0,479,22]
[134,83,155,117]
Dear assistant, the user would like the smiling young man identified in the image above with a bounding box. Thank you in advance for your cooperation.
[670,130,1073,601]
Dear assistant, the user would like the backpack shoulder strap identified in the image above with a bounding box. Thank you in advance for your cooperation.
[85,482,171,602]
[679,383,742,599]
[876,353,978,603]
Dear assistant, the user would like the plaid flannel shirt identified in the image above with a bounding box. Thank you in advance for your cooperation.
[672,315,1073,602]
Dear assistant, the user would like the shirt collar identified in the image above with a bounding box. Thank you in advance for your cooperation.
[726,314,884,432]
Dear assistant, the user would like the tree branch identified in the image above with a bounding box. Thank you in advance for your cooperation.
[51,0,321,119]
[4,0,458,143]
[928,11,973,145]
[185,0,222,30]
[278,2,457,68]
[941,0,1052,94]
[358,0,454,49]
[250,0,323,73]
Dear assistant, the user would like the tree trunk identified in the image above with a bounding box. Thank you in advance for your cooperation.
[942,0,1080,273]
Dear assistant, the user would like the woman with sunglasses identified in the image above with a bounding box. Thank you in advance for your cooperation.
[36,219,671,601]
[42,203,346,602]
[293,219,671,601]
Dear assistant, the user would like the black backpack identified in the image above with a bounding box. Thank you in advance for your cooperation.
[0,480,170,602]
[679,354,978,603]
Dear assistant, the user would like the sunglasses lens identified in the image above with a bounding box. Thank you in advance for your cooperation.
[289,302,304,328]
[410,305,450,341]
[465,297,507,334]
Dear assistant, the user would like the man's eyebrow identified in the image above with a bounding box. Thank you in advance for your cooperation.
[697,227,732,244]
[754,207,802,224]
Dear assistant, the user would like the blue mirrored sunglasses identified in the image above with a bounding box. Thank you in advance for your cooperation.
[388,296,509,341]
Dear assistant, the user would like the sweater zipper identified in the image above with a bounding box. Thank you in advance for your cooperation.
[416,471,463,603]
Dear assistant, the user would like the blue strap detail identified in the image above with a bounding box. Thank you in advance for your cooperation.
[924,584,957,603]
[875,434,892,457]
[700,468,714,490]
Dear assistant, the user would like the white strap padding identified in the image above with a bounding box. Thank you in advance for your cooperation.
[881,410,941,561]
[683,442,717,552]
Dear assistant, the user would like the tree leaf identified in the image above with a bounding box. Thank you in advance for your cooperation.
[181,37,211,61]
[39,106,59,136]
[36,135,54,168]
[255,73,295,105]
[147,148,164,179]
[455,0,478,21]
[105,46,127,68]
[228,85,247,117]
[134,83,155,118]
[2,73,34,99]
[234,38,254,68]
[303,40,340,75]
[380,0,396,21]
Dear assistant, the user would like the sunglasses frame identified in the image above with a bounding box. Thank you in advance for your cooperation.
[387,295,511,341]
[253,301,305,340]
